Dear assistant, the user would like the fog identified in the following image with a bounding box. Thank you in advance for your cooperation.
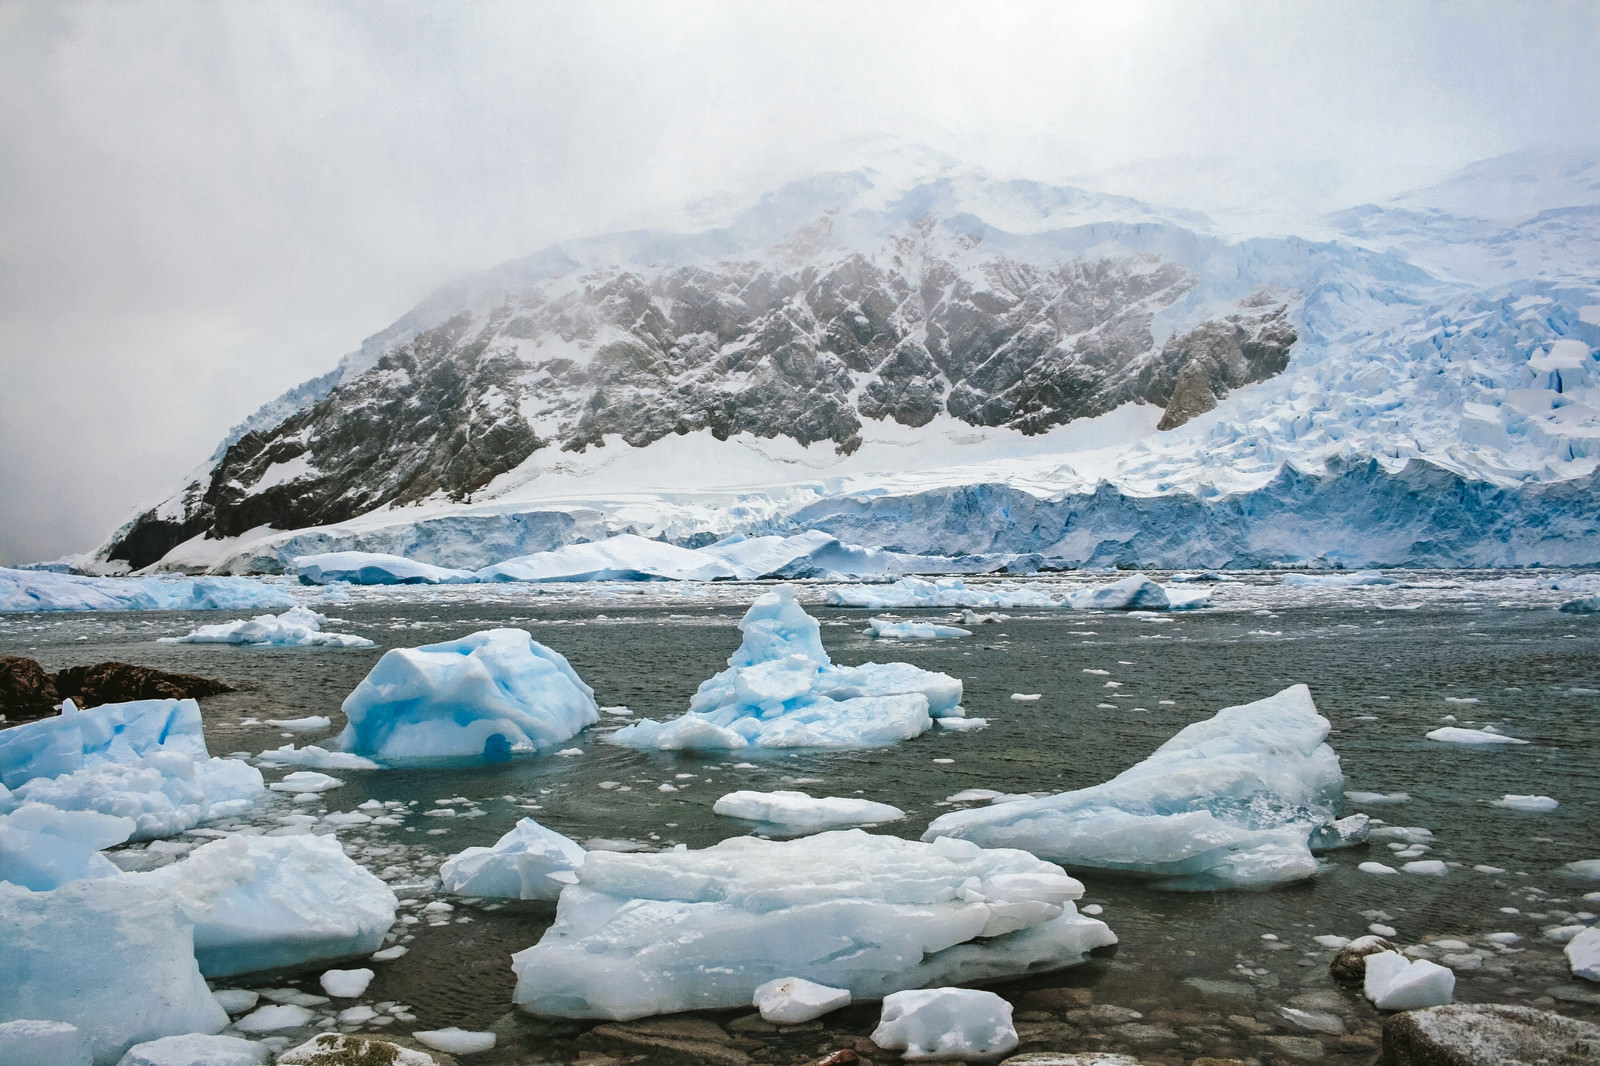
[1,0,1594,563]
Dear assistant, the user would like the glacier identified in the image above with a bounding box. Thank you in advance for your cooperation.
[335,628,600,763]
[607,585,966,750]
[922,685,1344,890]
[509,828,1115,1020]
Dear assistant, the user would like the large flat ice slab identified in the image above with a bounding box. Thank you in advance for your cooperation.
[608,586,964,750]
[0,879,228,1064]
[294,551,476,585]
[510,828,1114,1020]
[335,628,599,764]
[713,790,906,835]
[923,684,1344,890]
[477,533,737,582]
[0,567,294,613]
[132,834,398,977]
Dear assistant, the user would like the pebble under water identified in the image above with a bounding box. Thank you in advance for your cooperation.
[2,571,1597,1065]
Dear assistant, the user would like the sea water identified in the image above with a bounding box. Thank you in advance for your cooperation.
[2,571,1596,1064]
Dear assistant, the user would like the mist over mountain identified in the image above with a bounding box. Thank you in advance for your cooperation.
[101,149,1600,573]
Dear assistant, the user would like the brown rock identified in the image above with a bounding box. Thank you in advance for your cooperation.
[807,1052,859,1066]
[1380,1003,1600,1066]
[1016,987,1095,1012]
[1330,935,1397,983]
[0,655,62,722]
[588,1018,751,1066]
[999,1054,1147,1066]
[52,661,233,708]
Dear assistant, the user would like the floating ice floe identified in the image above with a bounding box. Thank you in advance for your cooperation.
[115,1033,271,1066]
[1280,570,1401,588]
[825,576,1059,610]
[922,684,1344,890]
[478,533,737,582]
[0,698,265,842]
[865,617,971,640]
[412,1029,496,1055]
[1493,794,1558,811]
[510,828,1114,1020]
[255,744,380,771]
[608,586,965,750]
[0,566,295,614]
[131,833,398,977]
[0,878,228,1064]
[1567,927,1600,981]
[439,817,586,900]
[1066,574,1202,610]
[712,790,906,834]
[753,977,851,1024]
[335,628,599,764]
[872,987,1018,1062]
[159,606,373,648]
[1561,859,1600,880]
[1363,950,1455,1010]
[1425,726,1529,745]
[295,551,476,585]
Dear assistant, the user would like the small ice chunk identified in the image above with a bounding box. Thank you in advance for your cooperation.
[1492,794,1558,811]
[212,989,259,1015]
[116,1033,271,1065]
[753,976,851,1023]
[1360,862,1400,876]
[372,945,409,962]
[1403,860,1449,876]
[1566,926,1600,982]
[232,1003,316,1033]
[871,987,1018,1061]
[263,716,333,733]
[256,745,380,771]
[439,817,586,900]
[712,790,905,834]
[1425,726,1528,745]
[1563,859,1600,880]
[412,1028,496,1054]
[1345,791,1409,804]
[320,968,375,998]
[268,771,344,794]
[1313,934,1351,949]
[1363,950,1454,1010]
[1009,693,1042,702]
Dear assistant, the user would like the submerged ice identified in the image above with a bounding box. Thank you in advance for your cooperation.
[509,828,1114,1020]
[923,685,1344,890]
[608,586,965,750]
[336,628,599,764]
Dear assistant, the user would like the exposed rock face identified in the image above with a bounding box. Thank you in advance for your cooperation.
[1380,1004,1600,1066]
[0,658,232,725]
[0,655,62,722]
[104,222,1295,568]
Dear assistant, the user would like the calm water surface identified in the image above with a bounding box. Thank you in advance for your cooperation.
[3,572,1597,1064]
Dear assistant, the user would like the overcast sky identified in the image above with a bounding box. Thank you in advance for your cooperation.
[1,0,1595,564]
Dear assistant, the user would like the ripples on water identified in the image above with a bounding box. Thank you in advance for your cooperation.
[2,571,1597,1064]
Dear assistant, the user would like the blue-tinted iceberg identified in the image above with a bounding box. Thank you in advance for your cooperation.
[132,834,398,977]
[158,606,373,648]
[295,551,476,585]
[510,829,1115,1020]
[0,878,228,1064]
[608,586,965,750]
[0,804,134,890]
[335,628,599,763]
[923,684,1344,890]
[1065,574,1209,610]
[0,567,294,613]
[0,699,264,841]
[439,817,585,900]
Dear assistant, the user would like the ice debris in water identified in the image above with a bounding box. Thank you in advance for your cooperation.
[129,833,398,977]
[753,977,852,1024]
[1363,950,1455,1010]
[412,1028,496,1054]
[439,817,586,900]
[0,698,264,843]
[1567,927,1600,982]
[295,551,476,585]
[923,684,1345,890]
[158,606,373,648]
[865,617,971,640]
[1493,794,1558,811]
[336,628,599,763]
[825,576,1059,609]
[712,790,906,834]
[871,987,1019,1062]
[608,586,966,750]
[1280,570,1401,588]
[0,566,295,613]
[0,878,228,1063]
[509,828,1115,1020]
[1425,726,1529,745]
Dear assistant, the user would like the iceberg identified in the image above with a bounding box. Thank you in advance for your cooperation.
[1559,595,1600,613]
[712,790,906,834]
[294,551,476,585]
[158,606,373,648]
[0,567,294,614]
[132,834,398,977]
[476,533,737,582]
[335,628,599,763]
[0,878,228,1064]
[510,829,1115,1020]
[0,1019,92,1066]
[872,987,1019,1062]
[1065,574,1172,610]
[865,618,971,640]
[922,685,1344,890]
[825,576,1058,609]
[0,698,209,788]
[439,816,586,900]
[0,804,133,890]
[608,586,964,750]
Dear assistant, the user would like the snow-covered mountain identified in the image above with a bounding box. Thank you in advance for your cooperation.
[102,150,1600,573]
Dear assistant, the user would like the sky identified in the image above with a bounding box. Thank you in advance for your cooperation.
[1,0,1596,564]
